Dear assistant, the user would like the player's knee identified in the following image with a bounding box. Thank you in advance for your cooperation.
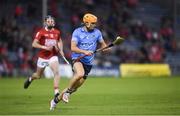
[76,73,84,79]
[32,73,41,79]
[53,71,59,77]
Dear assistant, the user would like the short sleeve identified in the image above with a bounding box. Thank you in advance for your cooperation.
[34,31,42,40]
[71,30,79,43]
[97,30,103,42]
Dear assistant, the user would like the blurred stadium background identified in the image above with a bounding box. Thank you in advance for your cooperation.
[0,0,180,115]
[0,0,180,77]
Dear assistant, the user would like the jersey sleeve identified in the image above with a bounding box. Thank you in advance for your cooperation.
[34,30,42,40]
[97,30,104,42]
[71,30,79,44]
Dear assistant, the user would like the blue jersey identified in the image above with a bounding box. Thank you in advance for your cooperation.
[71,27,104,65]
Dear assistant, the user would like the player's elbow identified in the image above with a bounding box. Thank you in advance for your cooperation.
[71,46,76,52]
[32,42,35,48]
[32,42,36,48]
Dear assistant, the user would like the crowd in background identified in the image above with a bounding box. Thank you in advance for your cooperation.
[0,0,178,77]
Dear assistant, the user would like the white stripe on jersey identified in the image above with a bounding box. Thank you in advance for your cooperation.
[36,32,40,37]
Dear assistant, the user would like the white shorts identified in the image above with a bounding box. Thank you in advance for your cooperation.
[37,56,59,68]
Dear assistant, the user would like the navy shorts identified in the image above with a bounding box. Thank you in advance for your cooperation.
[71,60,92,79]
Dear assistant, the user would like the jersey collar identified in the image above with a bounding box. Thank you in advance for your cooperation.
[81,26,95,33]
[81,27,86,32]
[45,27,54,31]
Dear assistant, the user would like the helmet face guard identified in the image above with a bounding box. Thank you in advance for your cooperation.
[83,13,97,30]
[44,15,55,29]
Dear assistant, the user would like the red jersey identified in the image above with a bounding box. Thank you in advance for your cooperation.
[34,27,61,59]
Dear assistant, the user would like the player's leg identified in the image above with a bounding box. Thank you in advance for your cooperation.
[50,62,91,110]
[60,62,87,103]
[49,56,61,97]
[70,63,92,93]
[56,79,84,103]
[60,62,93,103]
[73,77,85,91]
[65,61,85,92]
[68,62,85,89]
[59,78,85,102]
[24,58,47,89]
[51,61,85,105]
[63,77,86,95]
[24,66,45,89]
[49,56,62,110]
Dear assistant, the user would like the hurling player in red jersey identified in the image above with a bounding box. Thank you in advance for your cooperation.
[24,15,65,98]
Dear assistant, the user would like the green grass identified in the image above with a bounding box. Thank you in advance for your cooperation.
[0,76,180,115]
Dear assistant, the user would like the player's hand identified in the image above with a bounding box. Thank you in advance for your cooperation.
[42,46,53,51]
[102,48,111,53]
[53,45,59,52]
[84,51,93,56]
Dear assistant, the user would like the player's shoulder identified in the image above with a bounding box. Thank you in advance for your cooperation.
[72,27,82,35]
[74,27,82,32]
[94,28,101,32]
[34,28,45,36]
[37,28,45,33]
[93,28,102,35]
[53,28,60,34]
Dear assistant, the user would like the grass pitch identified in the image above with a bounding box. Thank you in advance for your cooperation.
[0,76,180,115]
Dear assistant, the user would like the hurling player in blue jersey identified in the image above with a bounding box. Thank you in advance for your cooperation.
[50,13,109,110]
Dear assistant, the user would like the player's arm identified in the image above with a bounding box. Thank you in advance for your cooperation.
[98,39,110,52]
[71,41,93,56]
[97,30,110,52]
[57,38,65,56]
[32,39,53,51]
[99,39,107,49]
[55,37,70,64]
[32,31,53,51]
